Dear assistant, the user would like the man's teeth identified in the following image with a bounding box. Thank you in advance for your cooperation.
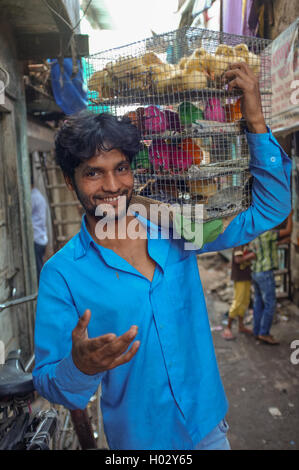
[103,195,121,202]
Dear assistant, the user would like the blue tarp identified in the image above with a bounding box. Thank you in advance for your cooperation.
[49,58,88,115]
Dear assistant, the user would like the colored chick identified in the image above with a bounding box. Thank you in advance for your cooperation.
[204,97,226,122]
[233,43,261,75]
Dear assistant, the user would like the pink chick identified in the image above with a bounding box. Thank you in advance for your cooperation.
[204,98,226,122]
[149,139,172,170]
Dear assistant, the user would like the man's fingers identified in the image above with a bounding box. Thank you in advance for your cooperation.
[109,340,141,369]
[84,325,138,355]
[226,77,243,91]
[223,68,248,83]
[228,61,254,76]
[73,309,91,339]
[103,326,139,357]
[87,333,117,351]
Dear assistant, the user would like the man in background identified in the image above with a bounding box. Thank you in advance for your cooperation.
[251,212,293,345]
[221,244,253,341]
[31,184,48,282]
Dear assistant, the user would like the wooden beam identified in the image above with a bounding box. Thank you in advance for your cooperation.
[16,33,89,60]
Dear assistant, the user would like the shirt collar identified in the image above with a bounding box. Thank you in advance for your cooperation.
[74,215,93,260]
[74,212,170,273]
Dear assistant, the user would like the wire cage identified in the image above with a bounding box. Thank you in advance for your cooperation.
[85,27,272,222]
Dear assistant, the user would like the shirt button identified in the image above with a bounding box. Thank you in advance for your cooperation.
[270,156,276,162]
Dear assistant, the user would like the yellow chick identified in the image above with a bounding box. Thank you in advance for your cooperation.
[234,43,249,60]
[185,47,210,74]
[164,67,183,93]
[108,56,150,92]
[88,69,114,99]
[207,46,228,79]
[106,56,143,76]
[88,69,106,92]
[178,56,188,70]
[234,43,261,76]
[179,69,207,91]
[149,63,175,93]
[141,51,163,66]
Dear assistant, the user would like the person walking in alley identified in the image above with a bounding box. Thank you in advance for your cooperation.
[33,62,292,450]
[31,183,48,282]
[251,213,293,345]
[221,245,253,341]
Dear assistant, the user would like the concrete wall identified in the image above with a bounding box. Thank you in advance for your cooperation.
[0,20,37,361]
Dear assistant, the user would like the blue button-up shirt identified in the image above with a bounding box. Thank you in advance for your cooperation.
[33,129,291,450]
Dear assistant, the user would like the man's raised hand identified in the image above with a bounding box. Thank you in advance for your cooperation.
[223,62,267,134]
[72,309,140,375]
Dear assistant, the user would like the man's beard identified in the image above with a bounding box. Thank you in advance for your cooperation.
[72,180,133,222]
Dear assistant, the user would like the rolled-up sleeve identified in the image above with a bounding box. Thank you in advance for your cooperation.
[33,261,104,410]
[199,128,292,253]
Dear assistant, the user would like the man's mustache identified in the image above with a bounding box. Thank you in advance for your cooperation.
[94,191,129,201]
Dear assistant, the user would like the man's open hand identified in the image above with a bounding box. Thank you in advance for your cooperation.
[223,62,267,134]
[72,309,140,375]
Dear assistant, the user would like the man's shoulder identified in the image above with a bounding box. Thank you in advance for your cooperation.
[43,233,80,272]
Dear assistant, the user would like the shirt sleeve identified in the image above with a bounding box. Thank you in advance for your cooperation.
[198,127,292,254]
[32,260,104,410]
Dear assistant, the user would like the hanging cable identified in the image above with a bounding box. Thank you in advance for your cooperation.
[43,0,93,33]
[43,0,94,76]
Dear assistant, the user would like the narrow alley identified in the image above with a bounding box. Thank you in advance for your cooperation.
[198,252,299,450]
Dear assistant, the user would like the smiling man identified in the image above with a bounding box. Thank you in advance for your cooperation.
[33,63,292,450]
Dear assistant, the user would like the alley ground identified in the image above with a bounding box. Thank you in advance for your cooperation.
[197,252,299,451]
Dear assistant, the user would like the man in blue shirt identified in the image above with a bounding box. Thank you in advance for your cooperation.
[33,62,291,450]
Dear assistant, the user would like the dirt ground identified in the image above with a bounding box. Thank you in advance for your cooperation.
[197,252,299,451]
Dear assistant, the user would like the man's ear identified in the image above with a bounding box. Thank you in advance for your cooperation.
[64,174,75,192]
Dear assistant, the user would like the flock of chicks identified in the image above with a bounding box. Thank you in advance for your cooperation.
[88,43,261,99]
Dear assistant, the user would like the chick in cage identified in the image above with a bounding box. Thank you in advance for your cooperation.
[87,42,261,99]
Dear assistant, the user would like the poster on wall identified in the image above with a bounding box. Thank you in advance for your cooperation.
[271,18,299,135]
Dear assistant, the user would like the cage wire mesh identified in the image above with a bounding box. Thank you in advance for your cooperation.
[85,27,272,222]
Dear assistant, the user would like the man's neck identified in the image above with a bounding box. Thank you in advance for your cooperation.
[85,212,146,250]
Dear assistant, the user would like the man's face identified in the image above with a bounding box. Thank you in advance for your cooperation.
[66,148,134,222]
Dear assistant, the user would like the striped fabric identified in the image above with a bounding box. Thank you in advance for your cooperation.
[251,230,278,272]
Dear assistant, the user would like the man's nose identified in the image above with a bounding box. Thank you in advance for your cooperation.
[102,172,121,194]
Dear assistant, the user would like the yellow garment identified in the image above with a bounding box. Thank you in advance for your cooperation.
[228,280,251,319]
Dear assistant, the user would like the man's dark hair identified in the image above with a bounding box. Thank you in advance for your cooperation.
[55,110,141,177]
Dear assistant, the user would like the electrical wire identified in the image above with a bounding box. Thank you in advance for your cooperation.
[43,0,93,33]
[43,0,93,62]
[43,0,73,31]
[73,0,93,31]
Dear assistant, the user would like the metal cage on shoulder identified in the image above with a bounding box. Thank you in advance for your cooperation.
[85,27,272,223]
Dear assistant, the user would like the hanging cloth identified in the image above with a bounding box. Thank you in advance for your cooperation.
[49,58,88,115]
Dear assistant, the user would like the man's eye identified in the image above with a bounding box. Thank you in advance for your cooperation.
[86,170,98,177]
[118,165,129,172]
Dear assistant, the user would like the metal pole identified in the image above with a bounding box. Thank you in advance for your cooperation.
[0,293,38,313]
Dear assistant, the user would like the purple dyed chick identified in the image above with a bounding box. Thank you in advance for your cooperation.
[204,98,226,122]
